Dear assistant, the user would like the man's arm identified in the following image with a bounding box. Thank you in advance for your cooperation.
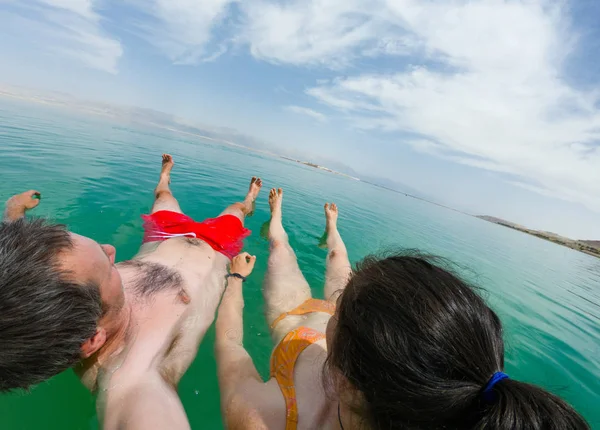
[3,190,41,222]
[215,253,264,421]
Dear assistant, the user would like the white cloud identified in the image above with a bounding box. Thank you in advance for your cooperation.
[285,105,327,122]
[116,0,600,214]
[507,181,562,200]
[0,0,122,73]
[200,43,228,63]
[239,0,408,68]
[362,35,421,58]
[40,0,95,19]
[298,0,600,214]
[128,0,235,64]
[407,139,447,157]
[3,0,599,218]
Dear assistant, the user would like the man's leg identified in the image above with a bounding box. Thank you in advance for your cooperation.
[151,154,182,214]
[323,203,352,301]
[135,154,182,257]
[263,188,312,333]
[218,177,262,224]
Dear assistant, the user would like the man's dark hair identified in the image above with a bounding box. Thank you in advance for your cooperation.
[327,251,589,429]
[0,218,102,392]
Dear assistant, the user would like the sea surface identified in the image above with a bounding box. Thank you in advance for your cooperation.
[0,99,598,429]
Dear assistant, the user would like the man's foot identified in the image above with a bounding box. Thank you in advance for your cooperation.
[248,177,262,200]
[4,190,41,222]
[243,177,263,215]
[324,203,338,232]
[269,188,283,217]
[161,154,175,183]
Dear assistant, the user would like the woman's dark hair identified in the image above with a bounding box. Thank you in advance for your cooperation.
[0,218,103,392]
[327,251,589,429]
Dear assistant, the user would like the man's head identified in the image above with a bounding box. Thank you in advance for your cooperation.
[0,218,124,392]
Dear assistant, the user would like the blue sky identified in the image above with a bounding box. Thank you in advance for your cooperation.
[1,0,599,238]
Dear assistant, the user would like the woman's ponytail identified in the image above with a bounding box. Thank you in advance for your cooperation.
[477,376,589,429]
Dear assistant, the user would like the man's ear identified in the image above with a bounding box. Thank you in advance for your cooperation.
[80,328,107,359]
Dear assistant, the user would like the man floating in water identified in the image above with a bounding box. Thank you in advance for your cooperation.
[0,154,262,429]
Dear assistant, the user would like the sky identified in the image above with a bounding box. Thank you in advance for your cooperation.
[0,0,599,239]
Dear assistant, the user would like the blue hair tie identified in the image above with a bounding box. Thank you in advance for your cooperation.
[482,371,509,403]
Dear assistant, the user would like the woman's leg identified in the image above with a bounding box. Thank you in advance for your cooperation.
[323,203,352,302]
[263,189,312,330]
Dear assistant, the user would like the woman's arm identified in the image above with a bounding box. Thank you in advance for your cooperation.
[215,253,263,416]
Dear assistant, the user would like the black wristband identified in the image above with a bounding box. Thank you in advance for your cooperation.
[226,273,246,282]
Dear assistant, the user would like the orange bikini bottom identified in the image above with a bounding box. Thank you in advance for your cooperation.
[269,299,336,430]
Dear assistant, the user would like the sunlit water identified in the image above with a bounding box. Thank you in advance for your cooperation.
[0,99,598,429]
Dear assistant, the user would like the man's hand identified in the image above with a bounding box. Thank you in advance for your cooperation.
[4,190,41,222]
[230,253,257,277]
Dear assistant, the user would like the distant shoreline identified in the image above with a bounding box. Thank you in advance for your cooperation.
[156,127,361,180]
[0,86,359,181]
[2,86,597,250]
[279,156,360,180]
[477,216,600,259]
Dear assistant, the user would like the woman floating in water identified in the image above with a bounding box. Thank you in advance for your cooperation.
[216,189,589,429]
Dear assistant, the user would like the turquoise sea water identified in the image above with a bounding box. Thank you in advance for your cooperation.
[0,99,598,429]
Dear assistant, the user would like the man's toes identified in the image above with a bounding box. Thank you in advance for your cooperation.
[256,178,262,187]
[251,176,257,184]
[277,188,283,196]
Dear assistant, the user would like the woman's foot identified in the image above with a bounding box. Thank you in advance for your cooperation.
[324,203,338,233]
[268,188,286,240]
[269,188,283,218]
